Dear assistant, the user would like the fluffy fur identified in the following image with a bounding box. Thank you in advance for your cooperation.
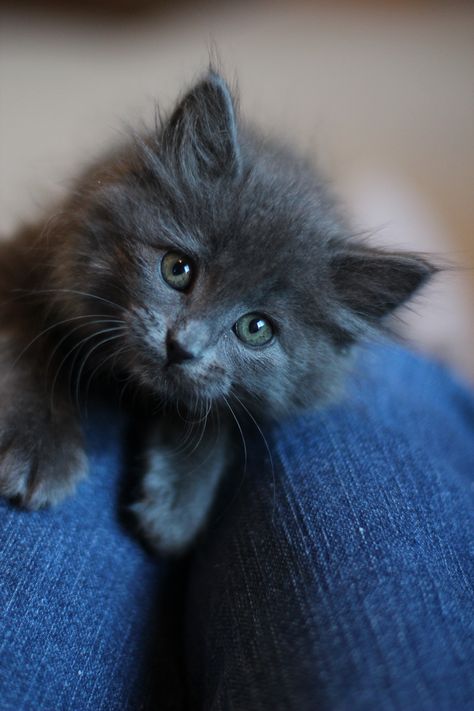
[0,71,435,553]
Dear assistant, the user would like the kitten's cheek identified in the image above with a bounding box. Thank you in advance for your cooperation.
[125,308,169,363]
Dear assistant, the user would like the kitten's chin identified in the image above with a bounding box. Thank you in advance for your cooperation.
[129,361,230,406]
[163,366,231,404]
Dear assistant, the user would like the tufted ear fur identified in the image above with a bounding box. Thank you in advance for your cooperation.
[330,244,436,322]
[162,71,241,182]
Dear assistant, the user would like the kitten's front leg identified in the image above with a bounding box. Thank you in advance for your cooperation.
[0,337,88,508]
[132,413,230,555]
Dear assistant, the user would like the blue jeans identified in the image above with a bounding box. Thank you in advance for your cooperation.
[0,345,473,711]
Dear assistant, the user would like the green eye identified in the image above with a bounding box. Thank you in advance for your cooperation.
[233,313,274,347]
[161,251,193,291]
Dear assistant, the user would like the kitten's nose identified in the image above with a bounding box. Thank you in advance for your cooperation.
[165,322,208,365]
[166,335,195,365]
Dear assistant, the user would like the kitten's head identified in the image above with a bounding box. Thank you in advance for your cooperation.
[52,71,435,417]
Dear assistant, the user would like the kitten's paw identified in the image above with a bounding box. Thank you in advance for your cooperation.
[0,407,88,509]
[131,435,226,556]
[131,494,197,556]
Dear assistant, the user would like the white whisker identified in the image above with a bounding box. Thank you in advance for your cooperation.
[45,317,125,379]
[49,325,125,412]
[74,329,127,411]
[10,313,124,371]
[12,287,124,313]
[230,391,277,524]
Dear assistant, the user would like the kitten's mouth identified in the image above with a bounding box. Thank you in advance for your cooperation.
[124,338,229,401]
[160,360,229,402]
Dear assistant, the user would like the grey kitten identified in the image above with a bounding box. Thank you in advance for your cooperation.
[0,71,435,553]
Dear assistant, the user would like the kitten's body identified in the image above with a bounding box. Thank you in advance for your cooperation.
[0,73,435,553]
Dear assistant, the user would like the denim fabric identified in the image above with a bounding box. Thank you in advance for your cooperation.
[0,416,171,711]
[187,345,474,711]
[0,345,473,711]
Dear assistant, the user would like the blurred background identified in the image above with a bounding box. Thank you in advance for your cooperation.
[0,0,473,380]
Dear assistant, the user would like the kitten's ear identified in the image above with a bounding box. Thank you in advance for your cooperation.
[330,244,436,321]
[162,71,241,180]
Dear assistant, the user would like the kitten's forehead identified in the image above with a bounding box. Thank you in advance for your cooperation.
[190,191,329,306]
[186,239,321,330]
